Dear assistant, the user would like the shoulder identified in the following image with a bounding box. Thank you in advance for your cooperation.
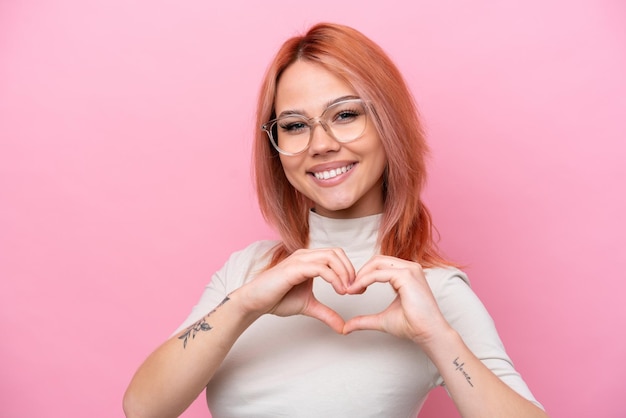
[214,239,280,290]
[423,266,483,313]
[424,265,470,290]
[424,266,498,333]
[228,239,279,262]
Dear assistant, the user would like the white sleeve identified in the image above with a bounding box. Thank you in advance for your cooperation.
[171,240,277,335]
[427,268,544,410]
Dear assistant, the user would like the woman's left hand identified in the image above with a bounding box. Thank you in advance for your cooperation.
[342,255,452,346]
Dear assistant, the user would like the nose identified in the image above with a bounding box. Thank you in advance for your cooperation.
[308,120,340,155]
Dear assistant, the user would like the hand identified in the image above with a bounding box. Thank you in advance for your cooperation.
[343,255,452,346]
[237,248,355,333]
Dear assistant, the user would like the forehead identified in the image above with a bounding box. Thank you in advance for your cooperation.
[275,60,357,115]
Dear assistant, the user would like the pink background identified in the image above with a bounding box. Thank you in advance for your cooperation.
[1,1,625,417]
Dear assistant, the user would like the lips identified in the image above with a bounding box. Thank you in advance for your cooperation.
[311,163,355,180]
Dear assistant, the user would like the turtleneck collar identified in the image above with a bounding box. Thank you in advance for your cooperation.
[308,210,381,264]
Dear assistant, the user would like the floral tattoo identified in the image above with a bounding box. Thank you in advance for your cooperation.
[178,296,230,349]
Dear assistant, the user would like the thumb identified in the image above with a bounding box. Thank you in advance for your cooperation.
[343,314,382,335]
[303,298,345,334]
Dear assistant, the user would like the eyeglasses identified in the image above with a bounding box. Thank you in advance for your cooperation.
[261,98,369,156]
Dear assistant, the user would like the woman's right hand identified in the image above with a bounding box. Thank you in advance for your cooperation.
[123,247,354,418]
[236,248,355,333]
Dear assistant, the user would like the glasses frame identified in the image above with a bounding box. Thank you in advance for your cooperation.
[261,98,369,156]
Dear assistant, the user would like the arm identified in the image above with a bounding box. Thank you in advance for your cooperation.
[123,292,258,418]
[422,327,547,417]
[123,247,354,418]
[343,255,548,418]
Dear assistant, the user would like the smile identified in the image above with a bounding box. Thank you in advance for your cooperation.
[312,164,354,180]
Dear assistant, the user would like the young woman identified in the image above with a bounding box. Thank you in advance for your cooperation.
[124,23,548,418]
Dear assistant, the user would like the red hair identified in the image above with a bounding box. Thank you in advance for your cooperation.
[253,23,450,268]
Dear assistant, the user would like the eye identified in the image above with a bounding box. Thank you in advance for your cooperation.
[279,120,309,134]
[332,108,361,124]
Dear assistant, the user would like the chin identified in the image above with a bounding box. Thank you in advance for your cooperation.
[316,198,355,212]
[313,201,362,218]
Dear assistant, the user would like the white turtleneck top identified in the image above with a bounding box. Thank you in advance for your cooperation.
[175,212,541,417]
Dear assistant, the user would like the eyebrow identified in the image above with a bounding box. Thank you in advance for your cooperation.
[277,95,360,118]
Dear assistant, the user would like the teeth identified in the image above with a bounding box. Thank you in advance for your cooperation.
[314,164,354,180]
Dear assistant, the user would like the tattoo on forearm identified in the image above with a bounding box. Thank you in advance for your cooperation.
[453,357,474,387]
[178,296,230,349]
[178,317,212,349]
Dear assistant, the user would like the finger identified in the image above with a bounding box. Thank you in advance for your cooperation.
[319,267,349,295]
[346,268,393,294]
[304,248,355,292]
[282,256,347,294]
[357,254,410,276]
[343,314,382,334]
[347,266,418,295]
[329,247,356,286]
[303,298,345,334]
[307,248,354,290]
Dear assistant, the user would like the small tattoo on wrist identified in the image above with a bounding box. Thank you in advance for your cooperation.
[178,296,230,349]
[453,357,474,387]
[178,318,211,348]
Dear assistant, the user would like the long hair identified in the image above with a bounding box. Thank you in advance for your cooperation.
[253,23,450,268]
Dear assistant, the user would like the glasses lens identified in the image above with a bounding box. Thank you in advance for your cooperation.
[324,99,367,143]
[273,116,311,155]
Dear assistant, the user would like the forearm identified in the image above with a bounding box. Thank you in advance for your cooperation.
[123,291,259,418]
[422,328,548,418]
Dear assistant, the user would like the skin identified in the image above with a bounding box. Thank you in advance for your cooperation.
[275,60,388,219]
[123,60,549,418]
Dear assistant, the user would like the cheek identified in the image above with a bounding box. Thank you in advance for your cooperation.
[364,138,388,173]
[278,156,303,186]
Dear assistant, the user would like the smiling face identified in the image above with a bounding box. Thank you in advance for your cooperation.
[274,60,387,219]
